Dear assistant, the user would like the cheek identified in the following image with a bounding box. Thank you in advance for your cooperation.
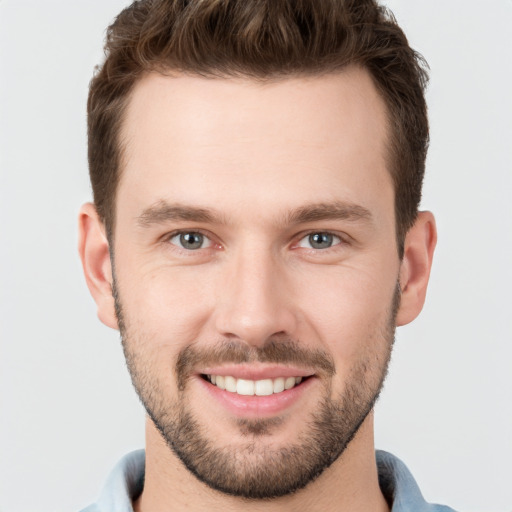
[116,263,216,355]
[294,264,396,367]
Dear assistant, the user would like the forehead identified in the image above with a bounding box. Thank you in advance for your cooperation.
[118,68,392,222]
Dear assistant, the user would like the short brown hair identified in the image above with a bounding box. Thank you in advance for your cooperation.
[88,0,429,256]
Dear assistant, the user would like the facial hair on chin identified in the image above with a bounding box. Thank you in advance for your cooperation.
[113,277,400,499]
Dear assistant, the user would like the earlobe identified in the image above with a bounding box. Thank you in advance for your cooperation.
[78,203,119,330]
[396,211,437,326]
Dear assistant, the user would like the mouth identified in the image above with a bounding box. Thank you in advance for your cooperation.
[197,368,316,418]
[201,374,308,396]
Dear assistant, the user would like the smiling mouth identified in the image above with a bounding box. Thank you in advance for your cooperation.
[202,374,308,396]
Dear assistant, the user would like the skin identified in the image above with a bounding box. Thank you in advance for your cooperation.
[79,66,436,512]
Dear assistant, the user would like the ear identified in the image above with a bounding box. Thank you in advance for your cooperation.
[396,211,437,326]
[78,203,118,330]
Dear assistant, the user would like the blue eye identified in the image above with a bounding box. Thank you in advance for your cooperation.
[298,232,341,250]
[169,232,211,250]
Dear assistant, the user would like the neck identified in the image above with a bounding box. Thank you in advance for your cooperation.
[134,414,389,512]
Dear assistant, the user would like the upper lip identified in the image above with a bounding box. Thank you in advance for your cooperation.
[198,363,315,380]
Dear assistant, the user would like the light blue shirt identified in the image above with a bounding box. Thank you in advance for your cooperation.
[80,449,456,511]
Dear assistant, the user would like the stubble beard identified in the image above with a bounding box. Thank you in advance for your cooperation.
[113,279,399,500]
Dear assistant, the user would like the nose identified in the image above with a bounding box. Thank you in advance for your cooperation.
[213,245,298,347]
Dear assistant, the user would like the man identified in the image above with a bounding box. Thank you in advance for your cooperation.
[78,0,453,510]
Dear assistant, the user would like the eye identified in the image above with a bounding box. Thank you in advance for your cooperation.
[297,232,342,250]
[169,231,212,250]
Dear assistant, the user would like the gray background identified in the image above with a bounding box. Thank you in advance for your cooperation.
[1,1,511,510]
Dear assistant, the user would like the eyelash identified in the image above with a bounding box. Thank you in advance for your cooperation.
[165,230,218,253]
[294,231,344,251]
[164,229,349,253]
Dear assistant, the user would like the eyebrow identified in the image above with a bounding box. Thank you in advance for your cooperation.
[284,202,373,225]
[137,201,223,226]
[136,200,373,228]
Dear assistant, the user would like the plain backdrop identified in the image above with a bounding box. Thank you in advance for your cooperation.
[1,1,511,511]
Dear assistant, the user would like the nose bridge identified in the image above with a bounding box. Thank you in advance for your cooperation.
[214,239,295,346]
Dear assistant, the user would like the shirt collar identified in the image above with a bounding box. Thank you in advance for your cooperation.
[377,450,455,511]
[85,449,454,512]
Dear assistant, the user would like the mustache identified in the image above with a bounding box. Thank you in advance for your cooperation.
[176,337,335,390]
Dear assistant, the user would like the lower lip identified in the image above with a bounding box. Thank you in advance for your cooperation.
[198,376,315,418]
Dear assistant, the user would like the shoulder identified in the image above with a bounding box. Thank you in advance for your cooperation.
[79,450,145,512]
[376,450,458,512]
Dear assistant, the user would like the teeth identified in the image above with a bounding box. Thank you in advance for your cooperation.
[273,377,285,393]
[215,375,225,390]
[225,375,237,393]
[255,379,273,396]
[237,379,255,396]
[206,374,305,396]
[285,377,296,390]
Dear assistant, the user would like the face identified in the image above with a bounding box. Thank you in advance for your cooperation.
[111,68,401,498]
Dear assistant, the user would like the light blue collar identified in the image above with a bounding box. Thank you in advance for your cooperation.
[81,449,456,511]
